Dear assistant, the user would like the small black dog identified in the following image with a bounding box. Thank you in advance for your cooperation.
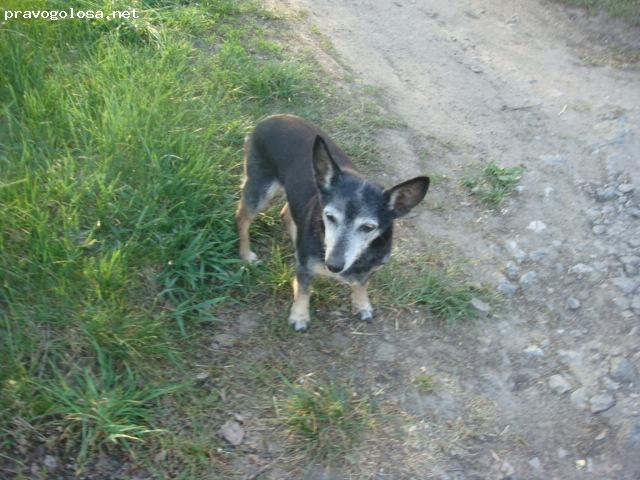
[236,115,429,330]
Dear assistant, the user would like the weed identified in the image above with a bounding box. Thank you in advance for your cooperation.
[374,255,492,324]
[413,374,437,393]
[37,352,180,460]
[555,0,640,26]
[462,163,524,208]
[280,377,373,459]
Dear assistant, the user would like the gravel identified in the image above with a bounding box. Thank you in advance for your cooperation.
[498,281,519,297]
[609,357,638,383]
[590,393,616,414]
[470,297,491,317]
[519,271,537,289]
[611,276,639,294]
[549,374,572,394]
[566,297,581,310]
[570,387,589,410]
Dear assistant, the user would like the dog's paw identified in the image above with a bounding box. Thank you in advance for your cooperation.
[288,312,310,332]
[357,309,373,323]
[240,250,259,263]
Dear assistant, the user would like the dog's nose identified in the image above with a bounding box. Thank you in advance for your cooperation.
[326,262,344,273]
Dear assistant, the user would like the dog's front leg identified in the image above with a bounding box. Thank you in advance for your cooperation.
[289,269,313,331]
[351,281,373,322]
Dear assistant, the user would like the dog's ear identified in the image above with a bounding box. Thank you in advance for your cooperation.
[385,176,430,218]
[312,136,341,192]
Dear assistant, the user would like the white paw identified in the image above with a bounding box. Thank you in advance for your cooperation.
[288,312,310,332]
[240,250,259,263]
[357,308,373,322]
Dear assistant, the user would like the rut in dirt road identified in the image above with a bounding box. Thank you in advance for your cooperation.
[281,0,640,478]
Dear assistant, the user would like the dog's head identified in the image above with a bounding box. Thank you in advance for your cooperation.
[312,136,429,273]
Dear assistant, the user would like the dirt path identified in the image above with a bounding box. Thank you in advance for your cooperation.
[270,0,640,478]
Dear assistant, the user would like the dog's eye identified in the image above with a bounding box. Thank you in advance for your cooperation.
[325,212,337,223]
[359,224,377,233]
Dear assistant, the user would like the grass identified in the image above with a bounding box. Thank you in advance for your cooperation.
[556,0,640,26]
[462,163,524,209]
[280,377,373,460]
[373,255,492,324]
[0,0,322,474]
[413,373,436,393]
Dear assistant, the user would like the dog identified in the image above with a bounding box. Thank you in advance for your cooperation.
[236,114,429,331]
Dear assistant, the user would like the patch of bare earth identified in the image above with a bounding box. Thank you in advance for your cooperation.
[206,0,640,478]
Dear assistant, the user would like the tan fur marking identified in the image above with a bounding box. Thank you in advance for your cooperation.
[351,281,372,317]
[280,203,297,244]
[236,203,257,262]
[289,277,310,330]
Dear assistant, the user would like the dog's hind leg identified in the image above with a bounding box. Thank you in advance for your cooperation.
[236,145,281,262]
[280,203,297,245]
[236,200,259,262]
[351,281,373,322]
[288,268,312,331]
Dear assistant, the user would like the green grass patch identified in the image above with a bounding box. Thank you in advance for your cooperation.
[555,0,640,26]
[280,378,373,460]
[413,373,437,393]
[462,163,524,209]
[0,0,324,472]
[374,254,492,324]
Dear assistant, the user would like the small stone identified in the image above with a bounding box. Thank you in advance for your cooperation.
[566,297,581,310]
[570,387,589,410]
[505,262,520,281]
[524,345,544,358]
[506,240,527,263]
[590,393,616,414]
[585,207,601,223]
[629,238,640,248]
[195,371,210,381]
[43,455,58,470]
[596,186,618,202]
[499,281,519,297]
[611,276,638,294]
[548,374,571,394]
[530,248,551,262]
[527,220,547,233]
[629,208,640,218]
[519,271,537,289]
[621,256,640,277]
[618,183,635,194]
[569,263,594,275]
[609,357,638,383]
[557,448,569,459]
[470,297,491,316]
[528,457,542,471]
[592,225,606,235]
[219,420,244,446]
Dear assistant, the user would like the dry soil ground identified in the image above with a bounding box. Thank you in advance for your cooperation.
[246,0,640,478]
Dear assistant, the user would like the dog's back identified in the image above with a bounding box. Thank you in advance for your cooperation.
[245,114,355,227]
